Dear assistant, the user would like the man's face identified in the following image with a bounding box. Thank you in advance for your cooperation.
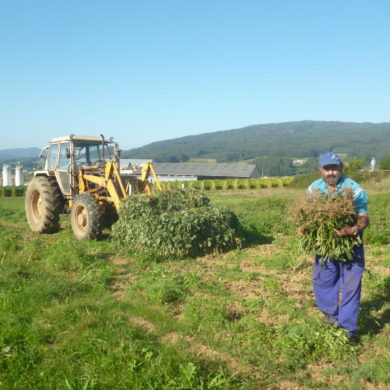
[319,164,343,187]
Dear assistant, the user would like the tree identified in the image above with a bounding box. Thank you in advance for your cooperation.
[379,156,390,170]
[344,157,366,176]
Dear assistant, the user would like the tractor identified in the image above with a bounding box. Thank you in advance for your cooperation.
[25,134,162,240]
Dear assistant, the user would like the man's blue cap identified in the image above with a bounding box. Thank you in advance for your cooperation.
[319,152,342,167]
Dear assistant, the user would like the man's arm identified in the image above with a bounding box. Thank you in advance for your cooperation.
[356,213,370,232]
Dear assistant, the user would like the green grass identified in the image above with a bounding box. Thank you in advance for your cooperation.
[0,187,390,389]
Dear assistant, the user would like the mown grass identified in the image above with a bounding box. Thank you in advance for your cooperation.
[1,184,390,389]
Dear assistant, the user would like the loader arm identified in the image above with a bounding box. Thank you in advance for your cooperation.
[140,162,163,193]
[78,161,127,209]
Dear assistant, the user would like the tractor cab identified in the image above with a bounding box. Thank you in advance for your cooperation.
[38,135,119,198]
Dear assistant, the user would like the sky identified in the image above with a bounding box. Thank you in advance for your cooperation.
[0,0,389,150]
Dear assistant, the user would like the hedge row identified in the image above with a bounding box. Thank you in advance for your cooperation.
[0,186,26,197]
[160,177,294,191]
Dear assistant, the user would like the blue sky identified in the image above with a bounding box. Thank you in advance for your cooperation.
[0,0,389,150]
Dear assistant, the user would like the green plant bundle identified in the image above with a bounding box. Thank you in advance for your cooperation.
[295,190,361,264]
[112,189,242,259]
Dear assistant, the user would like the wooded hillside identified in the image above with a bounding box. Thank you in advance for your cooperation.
[123,121,390,163]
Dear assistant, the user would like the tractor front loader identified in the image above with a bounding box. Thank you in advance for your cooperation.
[25,135,162,240]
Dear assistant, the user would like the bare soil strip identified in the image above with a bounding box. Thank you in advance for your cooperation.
[0,221,23,228]
[127,314,261,380]
[109,256,262,380]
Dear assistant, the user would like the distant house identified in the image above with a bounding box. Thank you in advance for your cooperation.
[152,163,260,181]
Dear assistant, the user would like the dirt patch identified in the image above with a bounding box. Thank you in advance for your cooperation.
[278,271,312,302]
[306,362,345,387]
[161,331,181,344]
[128,314,261,380]
[0,221,24,228]
[271,380,312,390]
[111,257,135,267]
[108,256,136,299]
[128,315,156,332]
[362,382,390,390]
[110,281,130,300]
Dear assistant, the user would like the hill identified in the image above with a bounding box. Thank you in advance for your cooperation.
[122,120,390,164]
[0,147,40,160]
[0,147,40,169]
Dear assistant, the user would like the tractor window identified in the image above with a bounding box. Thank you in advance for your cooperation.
[74,143,110,166]
[47,144,59,169]
[59,143,70,170]
[88,145,102,162]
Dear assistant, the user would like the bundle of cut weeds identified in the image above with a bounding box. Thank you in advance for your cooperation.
[295,189,361,264]
[112,189,242,260]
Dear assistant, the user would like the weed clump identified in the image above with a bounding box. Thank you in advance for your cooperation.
[112,189,242,259]
[295,190,361,264]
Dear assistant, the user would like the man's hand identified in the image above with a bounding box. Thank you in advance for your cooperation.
[334,214,369,237]
[335,225,358,237]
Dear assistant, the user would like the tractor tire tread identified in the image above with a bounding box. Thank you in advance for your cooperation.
[25,176,64,233]
[71,193,103,240]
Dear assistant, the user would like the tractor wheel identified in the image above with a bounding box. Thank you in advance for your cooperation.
[71,193,103,240]
[25,176,64,233]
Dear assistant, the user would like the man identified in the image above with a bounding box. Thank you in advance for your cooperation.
[307,152,369,342]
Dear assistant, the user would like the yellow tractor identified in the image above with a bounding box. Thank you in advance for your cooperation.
[25,135,162,239]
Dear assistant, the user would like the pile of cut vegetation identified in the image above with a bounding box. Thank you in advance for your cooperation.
[295,189,361,264]
[112,189,242,259]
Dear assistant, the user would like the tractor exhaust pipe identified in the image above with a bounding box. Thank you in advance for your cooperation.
[100,134,106,172]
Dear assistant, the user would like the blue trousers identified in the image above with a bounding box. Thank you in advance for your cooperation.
[313,243,365,337]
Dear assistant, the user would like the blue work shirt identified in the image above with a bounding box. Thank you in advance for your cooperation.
[308,175,368,214]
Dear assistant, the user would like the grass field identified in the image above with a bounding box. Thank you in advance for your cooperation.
[0,183,389,389]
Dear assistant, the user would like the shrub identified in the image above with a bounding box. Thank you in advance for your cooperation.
[192,181,202,190]
[112,189,242,259]
[226,179,234,189]
[2,187,12,197]
[214,180,223,190]
[282,177,294,187]
[248,179,258,189]
[259,179,270,188]
[203,180,212,191]
[238,179,249,189]
[11,186,25,197]
[221,180,228,190]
